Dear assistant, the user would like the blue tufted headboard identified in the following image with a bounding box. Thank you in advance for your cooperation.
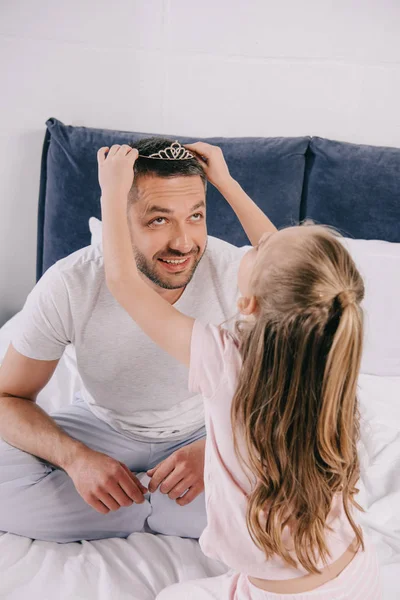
[37,118,400,281]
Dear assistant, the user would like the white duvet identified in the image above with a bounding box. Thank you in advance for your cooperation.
[0,311,399,599]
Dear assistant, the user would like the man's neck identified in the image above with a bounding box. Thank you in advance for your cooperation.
[157,286,186,305]
[138,271,185,305]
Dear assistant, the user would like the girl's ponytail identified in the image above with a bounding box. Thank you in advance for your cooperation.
[318,293,365,551]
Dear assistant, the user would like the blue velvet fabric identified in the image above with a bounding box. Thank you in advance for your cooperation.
[302,137,400,242]
[37,118,309,279]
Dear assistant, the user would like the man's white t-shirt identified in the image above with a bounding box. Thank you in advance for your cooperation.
[12,236,248,441]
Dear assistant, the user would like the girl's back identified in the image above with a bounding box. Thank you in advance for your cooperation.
[190,320,358,581]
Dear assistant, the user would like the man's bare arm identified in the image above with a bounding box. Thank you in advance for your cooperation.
[0,343,148,512]
[0,343,85,470]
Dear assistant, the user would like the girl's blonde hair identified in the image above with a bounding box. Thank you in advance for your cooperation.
[231,224,365,574]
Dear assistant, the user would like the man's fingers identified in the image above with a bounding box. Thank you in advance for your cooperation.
[176,483,203,506]
[158,469,186,495]
[147,460,174,493]
[166,479,191,500]
[119,478,146,503]
[119,465,147,502]
[89,497,111,514]
[107,481,135,507]
[97,492,121,512]
[120,462,147,493]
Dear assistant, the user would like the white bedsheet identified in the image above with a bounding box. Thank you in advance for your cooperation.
[0,314,399,599]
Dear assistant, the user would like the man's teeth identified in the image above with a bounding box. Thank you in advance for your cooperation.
[161,258,188,264]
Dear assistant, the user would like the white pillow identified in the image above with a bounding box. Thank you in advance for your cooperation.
[342,238,400,377]
[88,218,400,376]
[358,374,400,427]
[89,216,102,246]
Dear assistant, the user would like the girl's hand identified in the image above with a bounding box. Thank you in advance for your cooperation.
[185,142,233,191]
[97,144,139,200]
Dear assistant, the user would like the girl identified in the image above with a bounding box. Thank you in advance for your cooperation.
[97,142,381,599]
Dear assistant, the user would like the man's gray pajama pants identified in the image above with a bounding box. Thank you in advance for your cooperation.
[0,394,207,543]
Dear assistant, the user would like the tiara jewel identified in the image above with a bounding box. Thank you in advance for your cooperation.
[139,141,194,160]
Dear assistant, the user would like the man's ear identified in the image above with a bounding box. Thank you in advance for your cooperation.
[237,295,258,316]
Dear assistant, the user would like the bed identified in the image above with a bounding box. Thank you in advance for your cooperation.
[0,119,399,599]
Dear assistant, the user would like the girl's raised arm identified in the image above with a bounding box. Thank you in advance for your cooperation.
[97,145,193,367]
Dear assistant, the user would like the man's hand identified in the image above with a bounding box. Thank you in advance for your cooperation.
[185,142,233,191]
[97,144,139,200]
[147,438,205,506]
[65,447,148,514]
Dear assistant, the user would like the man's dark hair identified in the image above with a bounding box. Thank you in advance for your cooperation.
[129,137,207,202]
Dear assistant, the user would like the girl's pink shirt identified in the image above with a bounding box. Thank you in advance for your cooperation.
[189,320,357,579]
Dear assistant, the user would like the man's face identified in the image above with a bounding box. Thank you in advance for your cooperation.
[128,175,207,290]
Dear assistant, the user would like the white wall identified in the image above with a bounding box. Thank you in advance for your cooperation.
[1,0,399,326]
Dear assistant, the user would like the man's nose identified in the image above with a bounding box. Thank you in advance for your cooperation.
[169,226,193,254]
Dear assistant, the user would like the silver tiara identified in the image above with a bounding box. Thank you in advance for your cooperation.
[138,141,194,161]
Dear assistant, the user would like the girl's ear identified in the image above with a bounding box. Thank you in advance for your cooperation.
[237,295,258,316]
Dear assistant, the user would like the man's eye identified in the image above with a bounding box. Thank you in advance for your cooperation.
[191,213,204,221]
[150,217,167,226]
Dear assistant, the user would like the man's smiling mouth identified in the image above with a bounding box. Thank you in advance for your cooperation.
[157,256,193,271]
[158,258,188,264]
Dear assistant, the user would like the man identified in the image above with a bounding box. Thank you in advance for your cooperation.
[0,138,272,543]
